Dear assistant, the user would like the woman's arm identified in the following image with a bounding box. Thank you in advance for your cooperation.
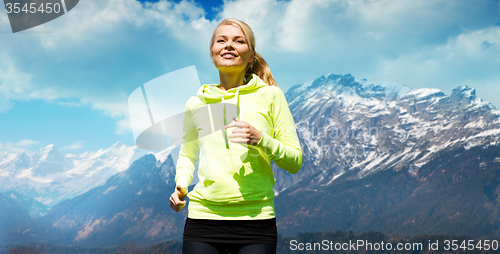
[171,99,199,212]
[174,98,200,188]
[254,86,303,174]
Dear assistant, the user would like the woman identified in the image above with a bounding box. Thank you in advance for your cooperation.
[170,18,303,254]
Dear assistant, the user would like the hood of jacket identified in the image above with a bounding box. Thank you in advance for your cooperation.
[196,73,269,149]
[196,73,268,104]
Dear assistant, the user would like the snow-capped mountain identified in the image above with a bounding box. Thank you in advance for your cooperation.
[1,153,184,247]
[272,73,500,193]
[0,144,74,180]
[0,142,178,206]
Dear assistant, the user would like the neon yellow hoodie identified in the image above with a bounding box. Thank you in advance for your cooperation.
[175,74,303,220]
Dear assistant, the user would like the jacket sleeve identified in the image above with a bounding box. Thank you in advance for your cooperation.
[175,98,200,188]
[254,86,303,174]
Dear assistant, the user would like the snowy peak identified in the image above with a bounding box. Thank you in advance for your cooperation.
[0,145,74,179]
[448,85,497,112]
[14,152,31,170]
[309,73,357,90]
[404,88,445,100]
[359,80,413,100]
[287,73,496,115]
[452,85,475,98]
[31,144,56,160]
[288,73,413,104]
[30,145,74,177]
[451,85,477,107]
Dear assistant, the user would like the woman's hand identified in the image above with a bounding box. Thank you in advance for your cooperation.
[170,185,188,212]
[224,116,263,146]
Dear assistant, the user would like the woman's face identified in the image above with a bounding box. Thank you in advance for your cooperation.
[211,25,253,74]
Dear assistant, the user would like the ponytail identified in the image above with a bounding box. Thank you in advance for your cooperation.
[246,52,277,87]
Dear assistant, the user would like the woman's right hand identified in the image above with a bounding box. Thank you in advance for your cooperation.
[170,185,188,212]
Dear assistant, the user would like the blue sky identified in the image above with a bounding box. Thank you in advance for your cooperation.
[1,0,499,154]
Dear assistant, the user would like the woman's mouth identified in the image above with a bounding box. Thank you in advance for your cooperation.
[221,53,237,59]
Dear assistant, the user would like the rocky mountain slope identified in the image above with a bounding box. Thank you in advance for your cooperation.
[1,153,186,246]
[0,192,32,237]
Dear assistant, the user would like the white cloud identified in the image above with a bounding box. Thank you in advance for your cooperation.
[0,54,33,99]
[17,139,39,147]
[116,117,132,134]
[61,141,85,151]
[378,26,500,107]
[0,139,39,153]
[218,0,287,51]
[0,93,14,114]
[35,0,213,52]
[15,139,38,147]
[439,26,500,60]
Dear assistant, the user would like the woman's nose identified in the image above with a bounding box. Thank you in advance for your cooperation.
[225,41,234,49]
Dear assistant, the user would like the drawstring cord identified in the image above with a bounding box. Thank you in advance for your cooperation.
[221,89,240,149]
[221,95,230,149]
[235,88,240,118]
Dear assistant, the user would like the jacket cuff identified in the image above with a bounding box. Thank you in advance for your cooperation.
[256,130,263,146]
[254,131,274,159]
[175,176,190,189]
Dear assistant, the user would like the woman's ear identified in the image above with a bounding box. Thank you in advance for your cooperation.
[248,53,255,63]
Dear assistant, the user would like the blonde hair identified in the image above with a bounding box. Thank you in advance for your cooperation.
[210,18,278,87]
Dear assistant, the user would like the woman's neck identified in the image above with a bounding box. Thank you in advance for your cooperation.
[218,71,247,91]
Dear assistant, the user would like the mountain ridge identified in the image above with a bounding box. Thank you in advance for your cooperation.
[272,73,500,194]
[0,142,175,206]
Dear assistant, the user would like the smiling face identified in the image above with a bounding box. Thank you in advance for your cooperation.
[211,25,254,74]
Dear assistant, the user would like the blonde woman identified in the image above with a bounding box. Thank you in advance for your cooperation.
[170,18,303,254]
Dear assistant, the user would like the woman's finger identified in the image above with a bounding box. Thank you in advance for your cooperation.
[224,122,243,129]
[229,129,251,137]
[172,194,181,204]
[225,117,250,128]
[230,138,250,143]
[170,196,178,211]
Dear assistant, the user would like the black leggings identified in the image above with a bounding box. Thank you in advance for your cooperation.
[182,241,276,254]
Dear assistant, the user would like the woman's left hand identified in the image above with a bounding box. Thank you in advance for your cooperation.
[224,116,262,146]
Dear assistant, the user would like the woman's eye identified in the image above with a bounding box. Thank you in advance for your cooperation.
[217,39,225,43]
[237,40,245,44]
